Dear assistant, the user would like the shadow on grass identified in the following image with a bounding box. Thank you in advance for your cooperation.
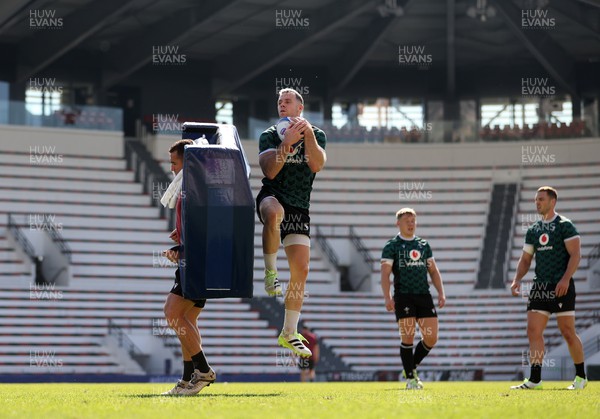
[128,393,283,399]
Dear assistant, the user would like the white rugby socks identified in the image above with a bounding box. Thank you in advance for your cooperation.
[282,309,300,336]
[264,252,277,272]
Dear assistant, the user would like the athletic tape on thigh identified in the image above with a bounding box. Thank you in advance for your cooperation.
[555,310,575,317]
[283,233,311,247]
[530,309,551,317]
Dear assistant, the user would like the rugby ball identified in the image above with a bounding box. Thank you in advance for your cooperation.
[276,117,291,141]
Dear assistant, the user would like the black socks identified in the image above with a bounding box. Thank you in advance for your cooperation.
[191,350,210,373]
[400,343,414,379]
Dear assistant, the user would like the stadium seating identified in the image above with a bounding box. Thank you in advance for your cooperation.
[0,285,294,375]
[479,120,590,142]
[300,290,600,380]
[508,163,600,283]
[319,120,589,143]
[0,147,298,376]
[1,132,599,381]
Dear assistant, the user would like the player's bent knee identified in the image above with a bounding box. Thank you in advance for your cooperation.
[421,331,438,346]
[264,211,283,228]
[423,336,437,347]
[261,201,284,226]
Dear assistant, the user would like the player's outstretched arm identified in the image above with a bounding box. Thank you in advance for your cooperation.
[427,258,446,308]
[380,263,394,312]
[510,251,533,296]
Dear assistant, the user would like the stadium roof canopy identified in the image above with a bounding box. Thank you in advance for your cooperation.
[1,0,599,101]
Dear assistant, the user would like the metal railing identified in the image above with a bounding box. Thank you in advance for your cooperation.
[124,138,175,231]
[45,220,72,263]
[349,226,373,266]
[588,242,600,268]
[349,226,374,291]
[583,335,600,358]
[502,181,521,287]
[7,213,36,261]
[314,225,339,268]
[547,309,600,348]
[107,319,147,367]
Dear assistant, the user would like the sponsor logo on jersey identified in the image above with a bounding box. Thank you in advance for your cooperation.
[285,140,306,164]
[537,233,553,251]
[409,249,421,261]
[537,245,554,251]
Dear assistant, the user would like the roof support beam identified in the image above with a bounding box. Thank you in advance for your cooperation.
[102,0,243,88]
[17,0,136,82]
[490,0,578,98]
[446,0,456,98]
[215,0,380,96]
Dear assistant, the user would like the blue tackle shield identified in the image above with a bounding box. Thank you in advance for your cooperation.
[179,123,254,299]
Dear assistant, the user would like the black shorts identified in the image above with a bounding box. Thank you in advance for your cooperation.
[256,186,310,241]
[298,358,315,370]
[527,279,575,315]
[394,293,437,321]
[170,269,206,308]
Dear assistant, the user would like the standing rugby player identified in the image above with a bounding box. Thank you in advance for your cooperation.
[510,186,586,390]
[381,208,446,390]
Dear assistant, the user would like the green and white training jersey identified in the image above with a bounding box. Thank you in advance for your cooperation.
[259,125,327,209]
[381,235,432,294]
[524,214,579,284]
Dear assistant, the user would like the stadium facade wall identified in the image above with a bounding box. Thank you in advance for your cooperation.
[241,138,600,169]
[140,136,600,170]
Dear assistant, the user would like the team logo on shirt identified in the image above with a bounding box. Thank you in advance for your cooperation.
[409,249,421,261]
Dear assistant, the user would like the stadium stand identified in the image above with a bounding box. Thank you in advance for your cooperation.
[276,160,600,380]
[300,290,600,381]
[0,133,303,376]
[319,120,590,143]
[1,129,599,381]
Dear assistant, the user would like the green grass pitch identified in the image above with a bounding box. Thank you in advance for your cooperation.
[1,381,597,418]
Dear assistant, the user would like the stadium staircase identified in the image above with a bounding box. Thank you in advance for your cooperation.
[475,183,518,289]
